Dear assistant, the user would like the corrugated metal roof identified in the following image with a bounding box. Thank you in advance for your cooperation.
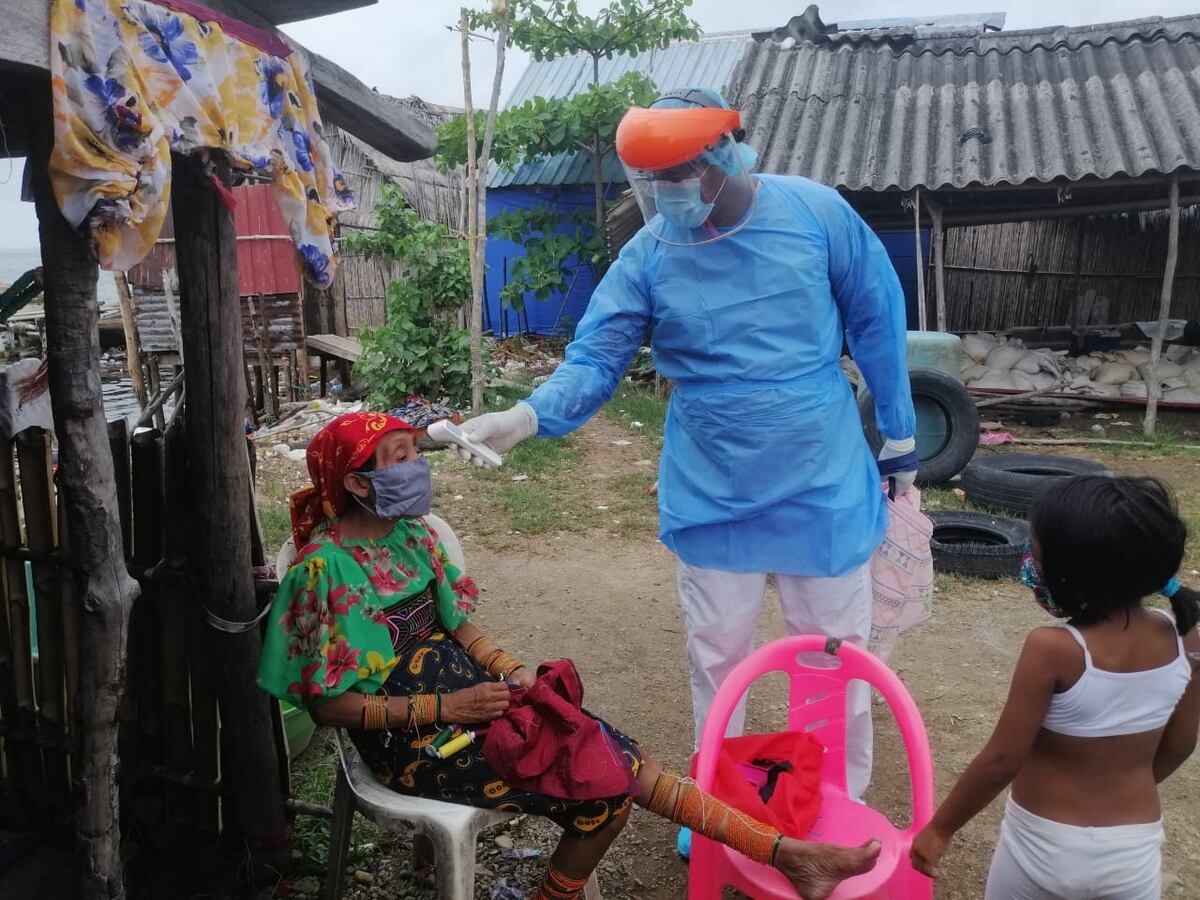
[489,36,751,188]
[730,14,1200,192]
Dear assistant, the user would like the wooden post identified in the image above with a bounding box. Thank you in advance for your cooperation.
[0,449,22,795]
[57,487,82,777]
[146,363,166,431]
[108,421,133,557]
[130,431,165,770]
[913,189,927,331]
[296,349,311,402]
[115,273,148,409]
[927,196,948,332]
[1145,175,1181,439]
[17,429,69,817]
[29,95,140,900]
[460,10,482,416]
[249,296,277,421]
[0,441,40,808]
[172,152,286,845]
[164,416,213,833]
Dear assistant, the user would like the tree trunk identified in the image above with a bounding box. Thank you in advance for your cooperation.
[472,14,510,415]
[28,91,140,900]
[1144,175,1181,439]
[172,152,286,844]
[461,10,484,415]
[591,54,606,238]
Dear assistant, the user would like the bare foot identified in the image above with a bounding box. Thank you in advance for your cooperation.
[774,838,881,899]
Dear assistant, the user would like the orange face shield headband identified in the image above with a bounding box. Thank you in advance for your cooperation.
[615,106,743,172]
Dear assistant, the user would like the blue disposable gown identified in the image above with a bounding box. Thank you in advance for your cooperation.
[525,175,916,577]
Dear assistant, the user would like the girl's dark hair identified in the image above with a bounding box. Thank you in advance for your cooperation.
[1030,474,1198,635]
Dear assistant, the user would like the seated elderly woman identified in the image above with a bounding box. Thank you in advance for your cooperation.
[258,413,878,900]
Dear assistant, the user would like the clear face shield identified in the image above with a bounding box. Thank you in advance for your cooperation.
[623,133,757,247]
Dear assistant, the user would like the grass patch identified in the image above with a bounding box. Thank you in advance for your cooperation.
[601,471,660,537]
[454,434,596,537]
[256,476,293,556]
[289,732,386,869]
[606,382,668,445]
[918,484,1007,519]
[259,504,292,555]
[1086,425,1200,459]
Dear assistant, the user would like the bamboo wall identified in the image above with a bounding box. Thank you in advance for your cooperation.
[328,124,465,333]
[0,421,286,838]
[942,211,1200,332]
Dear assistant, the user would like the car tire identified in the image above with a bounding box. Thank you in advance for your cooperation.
[928,511,1029,579]
[860,368,981,487]
[960,453,1109,517]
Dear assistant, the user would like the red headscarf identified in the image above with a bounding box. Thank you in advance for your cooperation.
[289,412,413,548]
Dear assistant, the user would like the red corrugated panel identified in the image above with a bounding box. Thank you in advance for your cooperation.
[126,185,302,296]
[232,184,302,297]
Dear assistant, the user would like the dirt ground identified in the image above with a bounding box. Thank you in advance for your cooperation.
[419,411,1200,900]
[248,402,1200,899]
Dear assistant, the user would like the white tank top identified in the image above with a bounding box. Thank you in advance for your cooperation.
[1043,609,1193,738]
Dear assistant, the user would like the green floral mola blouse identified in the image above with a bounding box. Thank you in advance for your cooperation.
[257,517,477,706]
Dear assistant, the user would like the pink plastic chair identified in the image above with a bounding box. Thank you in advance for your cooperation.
[688,636,934,900]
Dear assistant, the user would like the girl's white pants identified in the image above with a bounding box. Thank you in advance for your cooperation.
[985,796,1163,900]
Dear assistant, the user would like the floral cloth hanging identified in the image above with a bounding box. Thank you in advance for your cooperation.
[49,0,355,288]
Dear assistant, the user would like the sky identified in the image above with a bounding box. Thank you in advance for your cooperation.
[1,0,1197,248]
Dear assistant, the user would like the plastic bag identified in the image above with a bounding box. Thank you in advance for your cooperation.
[870,487,934,664]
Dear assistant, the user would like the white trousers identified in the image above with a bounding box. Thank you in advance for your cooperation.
[676,559,874,800]
[985,796,1163,900]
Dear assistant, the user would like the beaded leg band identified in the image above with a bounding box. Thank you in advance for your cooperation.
[646,770,783,866]
[530,864,589,900]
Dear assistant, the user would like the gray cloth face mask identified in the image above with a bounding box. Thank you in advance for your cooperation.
[355,457,433,518]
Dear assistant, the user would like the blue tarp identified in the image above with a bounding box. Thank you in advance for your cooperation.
[484,185,608,339]
[878,230,931,329]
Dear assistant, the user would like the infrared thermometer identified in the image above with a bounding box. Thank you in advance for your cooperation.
[426,418,503,469]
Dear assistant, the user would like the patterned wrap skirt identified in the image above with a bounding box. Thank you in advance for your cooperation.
[350,631,643,839]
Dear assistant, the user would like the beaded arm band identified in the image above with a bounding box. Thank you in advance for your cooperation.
[361,693,440,731]
[466,635,526,679]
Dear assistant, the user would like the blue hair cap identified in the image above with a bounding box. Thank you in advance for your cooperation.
[650,86,731,110]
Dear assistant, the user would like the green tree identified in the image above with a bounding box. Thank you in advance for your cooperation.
[342,185,474,409]
[453,0,699,232]
[438,0,698,316]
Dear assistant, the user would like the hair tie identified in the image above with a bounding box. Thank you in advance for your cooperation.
[1162,577,1182,600]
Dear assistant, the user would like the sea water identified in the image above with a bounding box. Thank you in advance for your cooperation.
[0,246,119,306]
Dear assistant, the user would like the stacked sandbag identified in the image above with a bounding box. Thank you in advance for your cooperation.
[961,334,1066,393]
[962,338,1200,404]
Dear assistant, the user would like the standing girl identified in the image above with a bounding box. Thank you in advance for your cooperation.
[911,475,1200,899]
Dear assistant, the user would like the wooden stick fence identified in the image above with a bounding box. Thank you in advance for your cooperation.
[0,420,288,839]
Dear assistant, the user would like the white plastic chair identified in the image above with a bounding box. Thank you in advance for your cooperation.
[289,516,599,900]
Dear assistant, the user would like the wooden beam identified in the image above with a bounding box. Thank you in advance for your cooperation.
[242,0,375,25]
[1,0,434,160]
[1144,175,1181,439]
[912,189,927,331]
[172,151,287,844]
[926,196,948,332]
[28,82,140,900]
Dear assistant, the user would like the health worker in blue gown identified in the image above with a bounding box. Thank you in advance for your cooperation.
[453,88,918,849]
